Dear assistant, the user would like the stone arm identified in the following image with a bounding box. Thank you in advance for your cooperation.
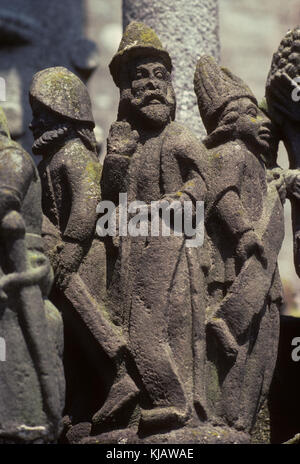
[216,190,266,263]
[210,152,266,264]
[101,121,139,203]
[215,189,253,238]
[0,147,34,220]
[56,151,101,283]
[161,124,208,207]
[63,153,101,242]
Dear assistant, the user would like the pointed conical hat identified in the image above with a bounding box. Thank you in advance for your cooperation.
[194,55,257,133]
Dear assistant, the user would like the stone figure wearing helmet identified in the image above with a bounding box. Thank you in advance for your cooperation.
[29,67,139,442]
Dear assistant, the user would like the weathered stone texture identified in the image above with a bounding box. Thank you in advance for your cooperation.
[123,0,220,138]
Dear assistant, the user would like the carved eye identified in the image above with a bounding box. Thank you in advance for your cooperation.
[247,107,257,117]
[155,70,164,79]
[135,70,143,79]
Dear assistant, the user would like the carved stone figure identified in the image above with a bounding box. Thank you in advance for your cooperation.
[264,26,300,443]
[29,67,139,444]
[96,21,215,443]
[0,107,64,443]
[194,56,285,437]
[266,26,300,278]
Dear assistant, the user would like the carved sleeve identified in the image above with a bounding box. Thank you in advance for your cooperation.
[162,123,207,205]
[215,189,253,238]
[210,151,253,238]
[62,150,102,243]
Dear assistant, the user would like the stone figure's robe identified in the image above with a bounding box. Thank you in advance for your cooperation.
[203,140,284,432]
[38,138,111,423]
[102,121,208,418]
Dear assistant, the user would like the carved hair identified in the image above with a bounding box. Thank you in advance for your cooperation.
[33,121,97,155]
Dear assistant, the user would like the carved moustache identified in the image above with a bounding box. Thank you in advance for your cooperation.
[134,90,168,108]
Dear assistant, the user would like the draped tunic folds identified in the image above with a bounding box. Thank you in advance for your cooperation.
[104,121,208,416]
[203,140,285,431]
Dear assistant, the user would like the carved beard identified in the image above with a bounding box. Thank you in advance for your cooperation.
[32,125,70,155]
[119,86,176,129]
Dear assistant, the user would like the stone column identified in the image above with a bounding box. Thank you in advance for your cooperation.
[123,0,220,138]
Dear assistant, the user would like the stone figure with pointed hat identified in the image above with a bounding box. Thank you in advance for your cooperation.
[194,55,285,437]
[97,21,211,443]
[29,67,139,443]
[0,106,65,443]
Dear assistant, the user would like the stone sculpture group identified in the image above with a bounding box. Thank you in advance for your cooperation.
[0,21,299,444]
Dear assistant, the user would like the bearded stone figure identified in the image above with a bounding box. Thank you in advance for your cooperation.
[194,56,286,437]
[97,22,213,444]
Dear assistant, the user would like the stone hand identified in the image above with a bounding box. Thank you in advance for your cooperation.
[107,121,139,156]
[284,169,300,200]
[268,168,287,204]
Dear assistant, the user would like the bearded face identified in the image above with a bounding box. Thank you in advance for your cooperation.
[119,56,176,129]
[29,100,69,155]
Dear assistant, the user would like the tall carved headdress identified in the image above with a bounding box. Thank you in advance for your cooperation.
[194,55,257,133]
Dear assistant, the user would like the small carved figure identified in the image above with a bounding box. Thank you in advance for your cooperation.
[0,107,64,443]
[100,22,209,441]
[29,67,138,442]
[194,56,285,436]
[266,26,300,278]
[264,25,300,444]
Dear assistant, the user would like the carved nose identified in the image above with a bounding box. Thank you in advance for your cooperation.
[145,79,158,90]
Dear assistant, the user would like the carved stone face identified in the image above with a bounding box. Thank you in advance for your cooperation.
[124,56,176,128]
[227,97,278,154]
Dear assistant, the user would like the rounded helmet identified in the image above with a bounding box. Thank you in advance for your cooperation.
[29,66,95,126]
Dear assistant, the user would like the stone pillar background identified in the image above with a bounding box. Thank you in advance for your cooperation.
[123,0,220,139]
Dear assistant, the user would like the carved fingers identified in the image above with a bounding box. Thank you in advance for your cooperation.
[107,121,139,156]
